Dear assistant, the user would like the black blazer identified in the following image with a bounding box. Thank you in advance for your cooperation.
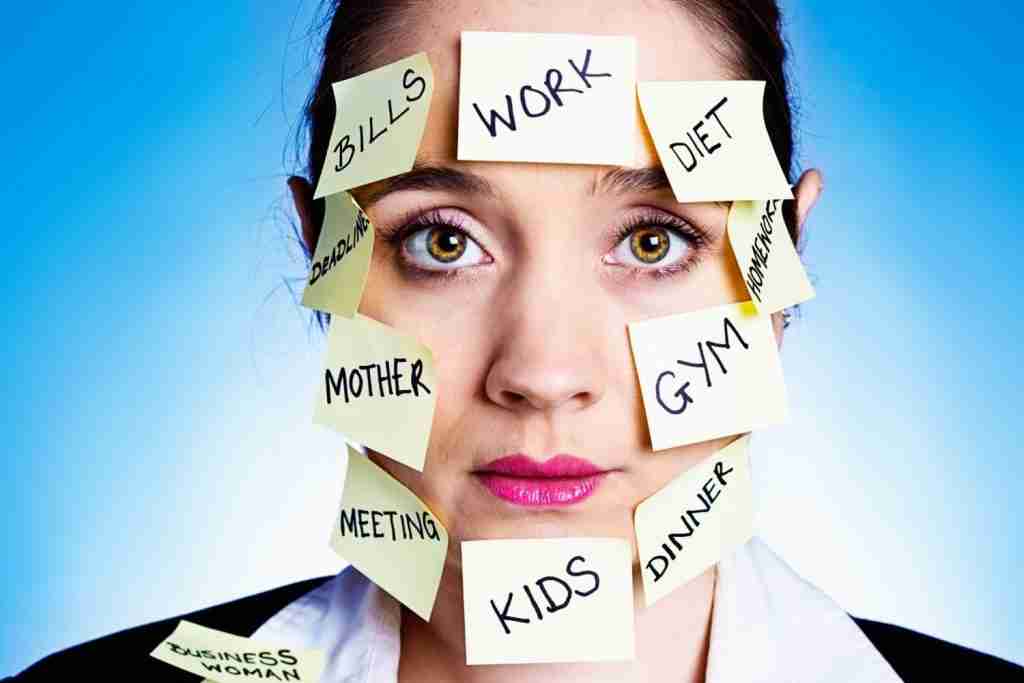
[5,576,1022,681]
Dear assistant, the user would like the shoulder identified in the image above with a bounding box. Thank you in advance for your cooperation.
[852,617,1024,681]
[5,575,335,681]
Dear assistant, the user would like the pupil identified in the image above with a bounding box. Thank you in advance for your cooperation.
[439,231,459,251]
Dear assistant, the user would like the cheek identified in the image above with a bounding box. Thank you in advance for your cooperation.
[365,325,488,538]
[421,326,487,459]
[652,240,749,315]
[613,244,749,327]
[361,342,482,533]
[357,263,493,467]
[358,241,494,329]
[682,237,747,306]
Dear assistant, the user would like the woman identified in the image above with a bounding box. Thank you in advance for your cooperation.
[8,0,1021,681]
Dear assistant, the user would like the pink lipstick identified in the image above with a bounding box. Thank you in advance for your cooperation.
[473,454,610,506]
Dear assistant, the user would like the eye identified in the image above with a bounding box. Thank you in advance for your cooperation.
[607,219,694,270]
[401,210,490,272]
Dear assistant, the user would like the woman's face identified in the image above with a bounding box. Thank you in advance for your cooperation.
[309,0,813,565]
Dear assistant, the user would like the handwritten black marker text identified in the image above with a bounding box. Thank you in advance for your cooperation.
[668,97,732,173]
[332,67,428,174]
[166,643,301,681]
[472,48,612,138]
[654,316,749,415]
[308,211,370,286]
[338,508,441,542]
[489,555,600,635]
[644,459,735,582]
[325,357,431,405]
[743,199,781,303]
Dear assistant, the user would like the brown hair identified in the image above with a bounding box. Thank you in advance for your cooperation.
[297,0,801,259]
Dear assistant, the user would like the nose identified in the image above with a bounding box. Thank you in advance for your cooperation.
[484,263,607,415]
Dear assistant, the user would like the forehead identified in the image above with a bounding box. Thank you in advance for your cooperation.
[360,0,732,164]
[399,0,730,78]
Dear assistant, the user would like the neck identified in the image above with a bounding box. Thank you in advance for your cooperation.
[399,562,716,683]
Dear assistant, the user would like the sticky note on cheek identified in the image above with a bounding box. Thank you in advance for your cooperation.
[457,31,638,165]
[728,199,814,314]
[627,301,787,451]
[313,313,437,471]
[329,445,448,620]
[150,620,324,682]
[635,435,753,606]
[301,192,374,317]
[314,52,434,199]
[461,538,634,665]
[637,81,793,202]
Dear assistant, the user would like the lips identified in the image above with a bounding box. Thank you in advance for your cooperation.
[473,454,610,506]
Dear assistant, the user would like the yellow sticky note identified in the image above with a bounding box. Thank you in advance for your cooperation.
[637,81,793,202]
[313,52,434,199]
[313,313,436,471]
[627,301,787,451]
[149,619,324,683]
[300,192,374,317]
[329,445,448,620]
[728,199,814,314]
[461,538,635,665]
[635,434,753,606]
[457,31,637,165]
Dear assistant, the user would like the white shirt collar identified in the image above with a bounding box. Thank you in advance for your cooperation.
[706,538,901,682]
[251,537,901,682]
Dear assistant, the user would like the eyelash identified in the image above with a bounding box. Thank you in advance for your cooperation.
[378,208,480,283]
[378,208,710,282]
[608,213,710,280]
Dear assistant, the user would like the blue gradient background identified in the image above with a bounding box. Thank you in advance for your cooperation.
[1,0,1021,673]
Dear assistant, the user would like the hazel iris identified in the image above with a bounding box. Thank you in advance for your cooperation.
[427,228,467,263]
[630,227,670,263]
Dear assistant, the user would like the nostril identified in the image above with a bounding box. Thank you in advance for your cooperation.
[502,391,527,407]
[485,360,604,413]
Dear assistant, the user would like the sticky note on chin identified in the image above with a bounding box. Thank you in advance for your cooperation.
[457,31,638,165]
[637,81,793,202]
[635,434,753,606]
[301,192,374,317]
[728,199,814,314]
[314,52,433,199]
[627,301,787,451]
[313,313,436,471]
[329,445,448,620]
[150,619,324,683]
[461,538,634,665]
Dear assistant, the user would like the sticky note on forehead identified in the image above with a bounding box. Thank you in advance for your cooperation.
[314,51,433,199]
[728,199,814,314]
[329,445,448,620]
[457,31,637,165]
[461,537,635,665]
[150,620,324,682]
[313,313,436,471]
[301,192,374,317]
[627,301,787,451]
[637,81,793,202]
[635,434,753,607]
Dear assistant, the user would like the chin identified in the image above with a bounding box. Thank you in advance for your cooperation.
[459,499,637,543]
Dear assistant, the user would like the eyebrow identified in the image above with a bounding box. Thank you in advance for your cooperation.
[359,161,498,207]
[357,160,675,208]
[591,165,673,196]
